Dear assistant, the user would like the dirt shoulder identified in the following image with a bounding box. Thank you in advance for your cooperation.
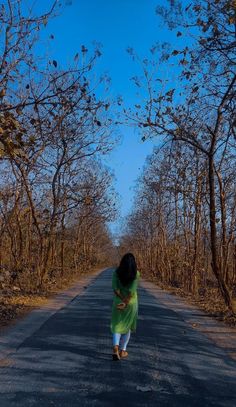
[0,267,107,363]
[144,276,236,327]
[0,268,104,332]
[141,279,236,361]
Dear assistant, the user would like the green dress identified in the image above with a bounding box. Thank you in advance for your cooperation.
[111,270,140,334]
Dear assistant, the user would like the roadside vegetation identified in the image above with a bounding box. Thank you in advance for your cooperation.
[120,0,236,322]
[1,0,236,328]
[0,0,117,325]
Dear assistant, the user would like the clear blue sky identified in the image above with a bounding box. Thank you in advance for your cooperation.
[37,0,179,235]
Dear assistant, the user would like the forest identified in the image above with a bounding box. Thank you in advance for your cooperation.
[119,0,236,315]
[0,0,117,297]
[0,0,236,322]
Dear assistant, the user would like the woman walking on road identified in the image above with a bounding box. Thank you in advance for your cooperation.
[111,253,140,360]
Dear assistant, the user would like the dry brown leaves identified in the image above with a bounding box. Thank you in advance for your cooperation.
[0,293,48,328]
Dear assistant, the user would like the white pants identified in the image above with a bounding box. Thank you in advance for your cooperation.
[113,330,131,351]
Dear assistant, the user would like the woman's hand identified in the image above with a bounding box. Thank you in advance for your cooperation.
[116,302,126,310]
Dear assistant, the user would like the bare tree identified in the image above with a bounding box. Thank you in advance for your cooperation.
[125,0,236,309]
[0,0,117,291]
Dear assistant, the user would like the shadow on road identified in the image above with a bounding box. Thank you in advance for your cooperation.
[0,269,235,406]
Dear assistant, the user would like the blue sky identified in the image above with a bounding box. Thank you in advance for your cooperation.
[35,0,179,234]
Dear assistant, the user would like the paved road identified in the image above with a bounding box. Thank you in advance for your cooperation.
[0,268,236,407]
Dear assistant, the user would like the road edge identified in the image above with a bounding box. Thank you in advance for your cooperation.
[0,267,106,363]
[141,279,236,361]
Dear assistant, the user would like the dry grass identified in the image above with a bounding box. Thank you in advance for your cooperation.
[0,268,101,329]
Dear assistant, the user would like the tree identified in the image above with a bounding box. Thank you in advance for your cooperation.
[0,1,117,290]
[126,0,236,309]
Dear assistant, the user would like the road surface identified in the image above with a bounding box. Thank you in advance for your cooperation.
[0,268,236,406]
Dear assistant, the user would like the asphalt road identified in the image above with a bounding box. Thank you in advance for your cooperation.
[0,268,236,407]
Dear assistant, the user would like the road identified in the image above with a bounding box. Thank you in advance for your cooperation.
[0,268,236,407]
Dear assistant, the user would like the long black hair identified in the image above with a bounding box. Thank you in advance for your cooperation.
[116,252,137,286]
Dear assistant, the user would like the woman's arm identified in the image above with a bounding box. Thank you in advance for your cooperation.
[114,291,134,310]
[123,293,132,305]
[114,289,133,308]
[114,289,125,301]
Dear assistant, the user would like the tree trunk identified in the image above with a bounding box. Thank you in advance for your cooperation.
[208,154,232,309]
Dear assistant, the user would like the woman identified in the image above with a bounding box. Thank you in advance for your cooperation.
[111,252,140,360]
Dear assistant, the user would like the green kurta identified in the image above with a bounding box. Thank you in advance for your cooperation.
[110,270,140,334]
